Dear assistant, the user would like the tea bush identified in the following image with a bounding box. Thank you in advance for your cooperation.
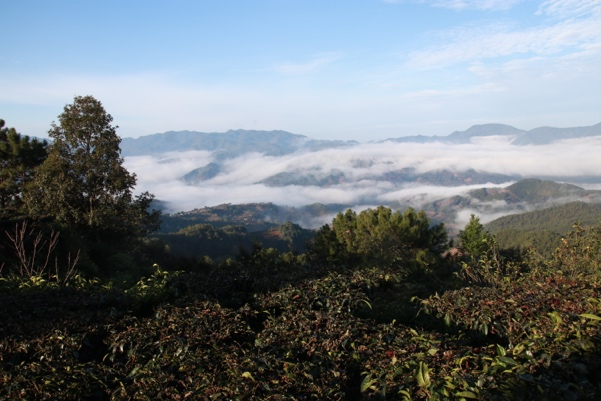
[2,216,601,400]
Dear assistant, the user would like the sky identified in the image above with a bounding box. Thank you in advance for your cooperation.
[2,0,600,142]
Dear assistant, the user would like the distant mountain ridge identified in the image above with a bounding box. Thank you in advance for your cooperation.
[466,178,592,204]
[255,167,517,188]
[121,122,601,157]
[484,201,601,256]
[121,129,357,156]
[381,122,601,145]
[485,201,601,234]
[158,179,601,232]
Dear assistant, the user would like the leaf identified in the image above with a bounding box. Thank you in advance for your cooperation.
[416,361,431,388]
[127,366,141,377]
[455,390,478,399]
[496,344,506,357]
[579,313,601,321]
[512,343,525,355]
[398,389,413,400]
[518,373,534,382]
[241,371,255,381]
[360,374,377,392]
[498,357,517,366]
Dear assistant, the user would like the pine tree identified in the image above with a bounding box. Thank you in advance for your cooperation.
[458,214,492,259]
[311,206,447,269]
[0,119,47,219]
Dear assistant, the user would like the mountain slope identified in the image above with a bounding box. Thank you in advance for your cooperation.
[467,179,593,204]
[446,124,524,144]
[121,129,357,156]
[486,201,601,234]
[258,167,517,188]
[382,122,601,145]
[121,122,601,158]
[484,201,601,255]
[512,122,601,145]
[415,179,601,233]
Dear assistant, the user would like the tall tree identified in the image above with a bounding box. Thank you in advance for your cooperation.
[26,96,160,240]
[0,119,47,219]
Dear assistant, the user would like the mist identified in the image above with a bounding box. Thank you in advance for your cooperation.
[123,136,601,227]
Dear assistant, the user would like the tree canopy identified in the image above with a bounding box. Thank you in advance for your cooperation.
[458,213,493,259]
[25,96,160,240]
[0,119,47,219]
[311,206,447,270]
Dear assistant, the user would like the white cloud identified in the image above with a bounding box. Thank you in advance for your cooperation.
[272,53,343,75]
[124,136,601,223]
[537,0,601,18]
[407,15,601,69]
[384,0,522,10]
[431,0,523,11]
[403,0,601,72]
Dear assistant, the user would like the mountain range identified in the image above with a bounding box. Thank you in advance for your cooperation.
[121,122,601,231]
[157,179,601,234]
[121,122,601,157]
[120,129,357,157]
[382,122,601,145]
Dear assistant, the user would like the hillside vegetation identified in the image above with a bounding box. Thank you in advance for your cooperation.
[486,202,601,255]
[2,103,601,400]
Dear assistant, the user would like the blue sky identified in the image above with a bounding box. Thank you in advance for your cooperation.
[2,0,600,141]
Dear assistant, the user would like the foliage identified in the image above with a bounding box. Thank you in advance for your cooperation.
[2,203,601,400]
[547,222,601,279]
[485,202,601,256]
[0,119,47,219]
[25,95,160,241]
[421,222,601,400]
[278,221,308,248]
[310,206,447,272]
[159,202,296,233]
[486,201,601,234]
[7,257,599,400]
[153,222,313,263]
[124,265,183,315]
[493,228,562,257]
[458,214,493,260]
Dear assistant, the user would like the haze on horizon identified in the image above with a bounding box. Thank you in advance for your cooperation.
[2,0,601,142]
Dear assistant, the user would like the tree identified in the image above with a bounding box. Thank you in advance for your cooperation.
[458,214,492,259]
[311,206,448,269]
[26,96,160,240]
[0,119,47,219]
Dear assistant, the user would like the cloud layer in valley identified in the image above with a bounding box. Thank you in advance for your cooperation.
[124,135,601,227]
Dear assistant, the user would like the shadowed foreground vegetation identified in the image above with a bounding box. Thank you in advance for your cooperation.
[2,215,601,400]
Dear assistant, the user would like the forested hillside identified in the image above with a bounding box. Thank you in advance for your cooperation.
[485,202,601,255]
[2,100,601,400]
[486,201,601,233]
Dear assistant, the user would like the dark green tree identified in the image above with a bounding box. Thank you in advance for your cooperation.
[311,206,447,270]
[26,96,160,240]
[0,120,47,219]
[458,214,492,259]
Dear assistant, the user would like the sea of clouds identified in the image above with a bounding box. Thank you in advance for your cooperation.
[124,135,601,228]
